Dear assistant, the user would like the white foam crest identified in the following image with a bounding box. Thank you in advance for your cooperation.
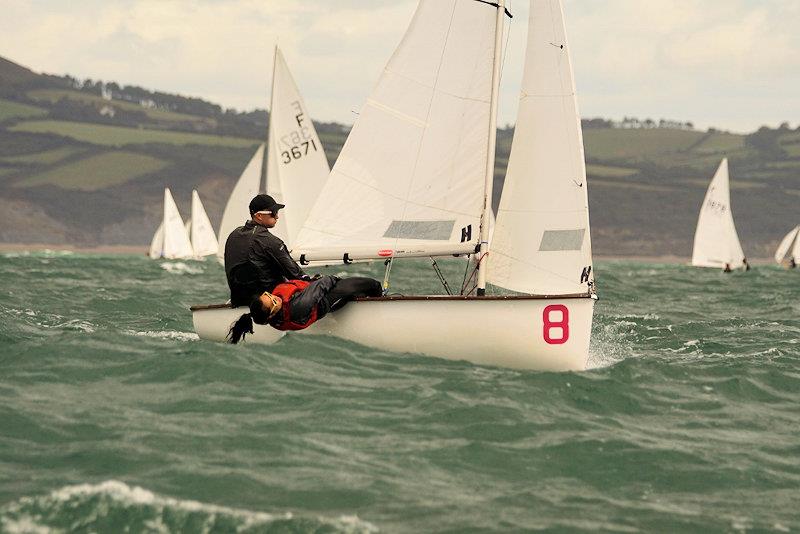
[2,480,379,533]
[159,262,203,274]
[127,330,199,342]
[0,515,52,534]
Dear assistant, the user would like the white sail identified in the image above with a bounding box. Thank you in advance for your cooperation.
[774,225,800,264]
[216,145,264,262]
[162,188,194,260]
[190,190,219,258]
[266,47,331,249]
[488,0,592,295]
[148,222,164,259]
[293,0,497,263]
[691,159,746,269]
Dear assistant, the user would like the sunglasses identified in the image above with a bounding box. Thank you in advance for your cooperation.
[261,292,282,317]
[256,210,279,218]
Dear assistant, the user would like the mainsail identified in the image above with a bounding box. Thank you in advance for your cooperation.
[190,190,219,258]
[774,225,800,264]
[691,159,746,268]
[293,0,497,262]
[266,48,331,249]
[216,47,330,262]
[161,188,194,260]
[488,0,593,295]
[216,145,264,263]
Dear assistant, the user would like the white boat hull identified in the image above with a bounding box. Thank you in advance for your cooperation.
[192,295,594,371]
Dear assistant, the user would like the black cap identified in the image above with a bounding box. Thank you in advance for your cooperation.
[249,194,285,216]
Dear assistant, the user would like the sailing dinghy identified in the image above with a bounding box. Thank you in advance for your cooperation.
[192,0,596,371]
[691,158,747,270]
[188,190,219,259]
[216,47,330,264]
[774,226,800,268]
[149,188,194,260]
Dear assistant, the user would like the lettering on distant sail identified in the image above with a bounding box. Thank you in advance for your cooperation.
[280,100,319,164]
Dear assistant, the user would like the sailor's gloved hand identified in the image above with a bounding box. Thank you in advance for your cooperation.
[300,274,323,282]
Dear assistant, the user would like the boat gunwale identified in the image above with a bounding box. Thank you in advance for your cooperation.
[190,292,593,311]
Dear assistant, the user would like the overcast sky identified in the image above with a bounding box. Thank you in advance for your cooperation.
[2,0,798,133]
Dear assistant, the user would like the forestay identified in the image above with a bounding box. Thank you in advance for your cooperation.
[293,0,496,262]
[190,190,219,258]
[162,188,194,260]
[266,48,331,249]
[488,0,593,295]
[216,145,264,263]
[691,159,746,268]
[774,225,800,264]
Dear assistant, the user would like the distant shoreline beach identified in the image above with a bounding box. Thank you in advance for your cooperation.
[0,243,777,265]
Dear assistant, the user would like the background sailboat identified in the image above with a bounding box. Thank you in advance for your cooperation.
[149,188,193,260]
[189,190,218,258]
[216,48,330,263]
[691,158,747,269]
[774,225,800,267]
[193,0,595,371]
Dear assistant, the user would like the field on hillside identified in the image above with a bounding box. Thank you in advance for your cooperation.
[15,151,168,191]
[0,98,47,122]
[10,120,258,148]
[27,89,217,127]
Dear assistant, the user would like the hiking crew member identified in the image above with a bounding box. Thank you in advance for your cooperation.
[224,194,382,343]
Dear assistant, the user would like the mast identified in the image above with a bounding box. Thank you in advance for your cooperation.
[477,0,506,296]
[262,45,279,193]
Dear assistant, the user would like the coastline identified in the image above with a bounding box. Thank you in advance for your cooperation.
[0,243,147,255]
[0,243,776,265]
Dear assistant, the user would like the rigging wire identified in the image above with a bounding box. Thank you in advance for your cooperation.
[430,257,453,295]
[382,257,394,296]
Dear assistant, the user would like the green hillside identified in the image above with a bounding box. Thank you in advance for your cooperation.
[10,120,258,148]
[0,53,798,257]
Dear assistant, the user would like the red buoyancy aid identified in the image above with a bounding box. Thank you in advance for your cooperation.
[270,279,317,331]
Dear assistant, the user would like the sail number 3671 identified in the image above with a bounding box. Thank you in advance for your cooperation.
[543,305,569,344]
[281,138,318,163]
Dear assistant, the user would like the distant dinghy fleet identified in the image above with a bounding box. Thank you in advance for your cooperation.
[143,0,796,371]
[149,188,218,261]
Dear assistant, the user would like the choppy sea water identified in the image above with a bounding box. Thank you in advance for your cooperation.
[0,252,798,533]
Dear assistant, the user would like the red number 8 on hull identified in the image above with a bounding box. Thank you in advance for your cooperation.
[543,304,569,345]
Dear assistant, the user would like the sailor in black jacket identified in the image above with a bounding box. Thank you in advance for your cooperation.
[224,194,311,306]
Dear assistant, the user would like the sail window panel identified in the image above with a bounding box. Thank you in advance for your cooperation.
[538,229,586,252]
[383,220,456,241]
